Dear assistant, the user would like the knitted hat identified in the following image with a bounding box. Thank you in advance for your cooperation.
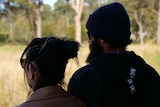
[86,2,131,46]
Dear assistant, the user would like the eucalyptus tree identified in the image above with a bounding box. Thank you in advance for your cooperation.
[0,0,43,39]
[0,0,22,42]
[27,0,43,38]
[66,0,108,43]
[41,4,56,37]
[156,0,160,44]
[67,0,84,43]
[152,0,160,44]
[53,0,72,37]
[108,0,157,44]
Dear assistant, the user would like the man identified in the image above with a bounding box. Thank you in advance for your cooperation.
[68,2,160,107]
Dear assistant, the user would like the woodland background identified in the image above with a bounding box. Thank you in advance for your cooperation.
[0,0,160,107]
[0,0,160,44]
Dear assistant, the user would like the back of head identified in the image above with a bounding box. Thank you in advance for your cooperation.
[21,36,79,85]
[86,2,131,47]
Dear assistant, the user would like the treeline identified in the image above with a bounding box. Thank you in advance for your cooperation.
[0,0,159,44]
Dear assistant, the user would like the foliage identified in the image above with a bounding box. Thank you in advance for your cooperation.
[42,19,56,37]
[0,0,159,44]
[0,20,9,42]
[81,21,88,41]
[41,5,56,37]
[54,0,70,17]
[10,14,32,43]
[41,4,53,20]
[66,24,75,39]
[109,0,158,43]
[53,0,74,38]
[66,23,88,41]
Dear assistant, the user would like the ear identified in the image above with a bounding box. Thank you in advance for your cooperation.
[98,38,110,52]
[99,39,105,44]
[28,64,36,80]
[98,38,107,47]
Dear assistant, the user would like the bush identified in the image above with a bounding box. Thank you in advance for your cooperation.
[0,31,9,43]
[66,24,75,40]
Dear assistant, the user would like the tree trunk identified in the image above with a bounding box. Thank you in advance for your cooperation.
[138,25,144,44]
[75,14,81,43]
[134,11,147,44]
[28,0,43,38]
[35,8,42,38]
[157,0,160,44]
[68,0,84,44]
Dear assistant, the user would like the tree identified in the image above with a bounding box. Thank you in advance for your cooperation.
[109,0,157,44]
[41,4,56,37]
[156,0,160,44]
[53,0,72,37]
[27,0,43,38]
[67,0,84,43]
[133,4,147,44]
[0,0,44,42]
[127,0,157,44]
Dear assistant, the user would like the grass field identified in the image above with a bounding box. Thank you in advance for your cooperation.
[0,43,160,107]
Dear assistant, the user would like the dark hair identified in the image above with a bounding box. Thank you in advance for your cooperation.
[103,36,132,48]
[20,36,79,86]
[88,31,132,48]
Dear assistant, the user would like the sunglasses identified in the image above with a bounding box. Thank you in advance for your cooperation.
[20,58,31,69]
[20,39,49,69]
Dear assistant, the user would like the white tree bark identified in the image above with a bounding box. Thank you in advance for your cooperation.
[134,11,147,44]
[28,0,43,38]
[68,0,84,44]
[157,0,160,44]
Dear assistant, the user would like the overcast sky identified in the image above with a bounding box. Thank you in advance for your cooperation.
[43,0,57,7]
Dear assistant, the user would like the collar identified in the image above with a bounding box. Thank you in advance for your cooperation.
[27,86,70,102]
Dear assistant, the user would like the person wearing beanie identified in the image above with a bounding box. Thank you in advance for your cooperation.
[68,2,160,107]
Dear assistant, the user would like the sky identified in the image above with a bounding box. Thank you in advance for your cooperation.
[0,0,57,11]
[43,0,57,7]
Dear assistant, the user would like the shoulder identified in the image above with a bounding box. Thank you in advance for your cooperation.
[71,64,94,80]
[68,64,94,92]
[68,63,104,89]
[16,102,30,107]
[67,96,86,107]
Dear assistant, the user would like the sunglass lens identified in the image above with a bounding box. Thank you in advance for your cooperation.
[20,59,26,68]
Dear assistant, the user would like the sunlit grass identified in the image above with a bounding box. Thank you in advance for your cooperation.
[0,43,160,107]
[127,44,160,73]
[0,44,27,107]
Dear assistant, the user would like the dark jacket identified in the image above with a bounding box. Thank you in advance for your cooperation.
[17,86,86,107]
[68,51,160,107]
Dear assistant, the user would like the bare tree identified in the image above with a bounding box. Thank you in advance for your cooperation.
[157,0,160,44]
[28,0,43,38]
[151,0,160,44]
[67,0,84,43]
[133,11,147,44]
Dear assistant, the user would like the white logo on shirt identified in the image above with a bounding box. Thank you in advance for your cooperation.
[127,67,136,94]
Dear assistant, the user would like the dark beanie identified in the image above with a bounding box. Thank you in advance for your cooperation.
[86,2,131,47]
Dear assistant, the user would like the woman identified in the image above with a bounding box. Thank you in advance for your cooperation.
[18,36,86,107]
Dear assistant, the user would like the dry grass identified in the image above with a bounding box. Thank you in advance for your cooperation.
[64,43,89,88]
[0,45,28,107]
[127,44,160,74]
[0,43,160,107]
